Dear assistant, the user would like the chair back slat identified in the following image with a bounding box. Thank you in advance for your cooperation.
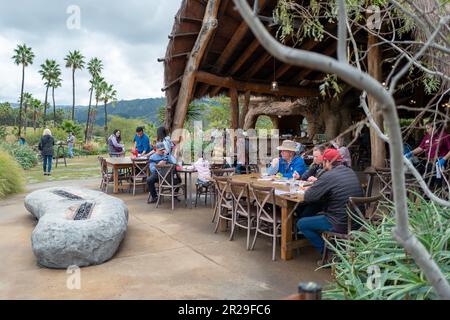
[348,194,383,232]
[212,168,235,177]
[132,159,149,178]
[251,185,276,222]
[229,181,250,215]
[155,164,175,187]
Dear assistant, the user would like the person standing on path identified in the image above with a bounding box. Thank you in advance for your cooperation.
[39,129,55,176]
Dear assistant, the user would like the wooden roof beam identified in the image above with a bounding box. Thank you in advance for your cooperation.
[195,71,319,98]
[171,0,221,131]
[168,32,199,40]
[161,76,183,92]
[212,0,267,74]
[292,44,337,84]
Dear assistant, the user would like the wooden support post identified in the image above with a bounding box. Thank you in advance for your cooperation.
[367,31,386,167]
[230,88,239,130]
[171,0,221,132]
[239,91,250,129]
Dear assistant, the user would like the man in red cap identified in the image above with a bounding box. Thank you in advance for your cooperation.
[297,148,363,263]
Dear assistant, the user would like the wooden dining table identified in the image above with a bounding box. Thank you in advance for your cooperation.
[229,173,310,261]
[105,157,147,194]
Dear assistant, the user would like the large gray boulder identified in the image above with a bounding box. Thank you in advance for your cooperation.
[25,187,128,269]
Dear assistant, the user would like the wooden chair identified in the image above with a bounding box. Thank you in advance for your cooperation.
[154,164,186,211]
[229,181,256,250]
[250,185,281,261]
[129,159,149,196]
[194,179,215,208]
[99,156,112,192]
[240,164,260,174]
[321,194,383,265]
[213,176,233,231]
[211,167,235,177]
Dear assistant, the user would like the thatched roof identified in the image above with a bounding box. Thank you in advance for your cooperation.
[161,0,338,129]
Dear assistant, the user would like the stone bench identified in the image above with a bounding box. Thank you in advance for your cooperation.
[25,187,128,269]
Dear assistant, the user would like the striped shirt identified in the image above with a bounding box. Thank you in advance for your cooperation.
[304,165,363,233]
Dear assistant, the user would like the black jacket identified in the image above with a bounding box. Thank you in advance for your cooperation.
[39,135,55,156]
[301,163,324,180]
[304,165,363,233]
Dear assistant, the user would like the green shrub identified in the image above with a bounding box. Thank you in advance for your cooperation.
[322,194,450,300]
[24,128,68,147]
[0,149,25,198]
[0,143,39,169]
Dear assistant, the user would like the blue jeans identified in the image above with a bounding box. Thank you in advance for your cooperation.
[43,155,53,173]
[297,215,333,254]
[68,144,73,158]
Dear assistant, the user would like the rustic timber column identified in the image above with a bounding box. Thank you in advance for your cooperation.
[230,87,239,130]
[171,0,221,133]
[367,31,386,167]
[270,116,280,130]
[239,90,251,129]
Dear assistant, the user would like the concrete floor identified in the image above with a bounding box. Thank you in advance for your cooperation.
[0,178,332,299]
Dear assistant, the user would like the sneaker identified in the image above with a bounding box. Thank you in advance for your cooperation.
[47,173,51,176]
[43,172,47,176]
[148,197,158,204]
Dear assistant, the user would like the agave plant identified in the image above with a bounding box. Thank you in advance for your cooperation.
[322,193,450,300]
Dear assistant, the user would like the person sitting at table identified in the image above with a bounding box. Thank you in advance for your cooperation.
[293,145,326,182]
[296,148,363,262]
[266,140,307,178]
[133,126,154,156]
[405,122,450,189]
[108,129,125,157]
[156,126,177,163]
[331,136,352,167]
[147,142,178,204]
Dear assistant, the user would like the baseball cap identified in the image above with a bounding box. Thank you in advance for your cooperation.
[156,142,166,150]
[322,148,342,163]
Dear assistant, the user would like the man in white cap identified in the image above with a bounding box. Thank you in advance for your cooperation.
[267,140,307,178]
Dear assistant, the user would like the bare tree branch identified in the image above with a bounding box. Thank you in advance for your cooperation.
[231,0,450,298]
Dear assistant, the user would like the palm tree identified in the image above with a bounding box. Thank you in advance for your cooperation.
[85,58,103,142]
[100,81,117,139]
[86,76,104,142]
[12,44,34,138]
[31,98,42,132]
[50,71,62,125]
[64,50,85,121]
[22,92,33,135]
[39,59,59,126]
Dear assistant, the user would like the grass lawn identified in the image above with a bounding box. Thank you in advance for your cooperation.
[25,155,105,184]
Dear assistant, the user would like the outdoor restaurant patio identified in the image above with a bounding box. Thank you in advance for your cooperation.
[0,177,330,299]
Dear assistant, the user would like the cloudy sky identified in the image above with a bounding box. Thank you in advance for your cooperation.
[0,0,181,105]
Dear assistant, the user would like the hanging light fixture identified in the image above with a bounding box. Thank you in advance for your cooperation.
[271,57,279,92]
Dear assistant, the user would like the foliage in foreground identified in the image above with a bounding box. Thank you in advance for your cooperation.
[0,149,25,198]
[0,142,38,170]
[323,195,450,300]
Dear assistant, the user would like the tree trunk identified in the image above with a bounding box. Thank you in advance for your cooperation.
[367,29,386,167]
[43,85,49,127]
[18,65,25,138]
[85,86,93,143]
[230,88,239,130]
[71,68,75,121]
[104,101,108,141]
[24,101,28,136]
[239,90,251,129]
[87,100,99,142]
[52,87,56,125]
[33,109,36,133]
[171,0,221,133]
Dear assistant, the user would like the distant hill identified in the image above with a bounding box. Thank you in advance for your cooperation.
[7,97,166,125]
[71,97,166,125]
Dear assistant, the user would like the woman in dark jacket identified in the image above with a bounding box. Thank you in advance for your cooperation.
[38,128,55,176]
